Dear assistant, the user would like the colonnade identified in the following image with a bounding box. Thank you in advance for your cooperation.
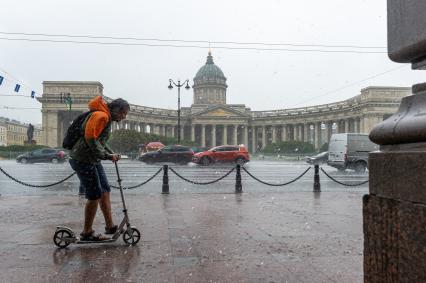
[111,116,369,152]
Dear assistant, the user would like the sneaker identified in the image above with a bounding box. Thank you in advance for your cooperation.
[80,230,108,241]
[105,225,118,235]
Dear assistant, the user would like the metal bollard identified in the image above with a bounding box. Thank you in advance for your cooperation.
[235,164,243,193]
[313,164,321,192]
[162,164,169,194]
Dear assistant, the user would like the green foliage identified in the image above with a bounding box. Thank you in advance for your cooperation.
[0,144,48,159]
[0,144,47,152]
[261,141,315,154]
[108,129,196,153]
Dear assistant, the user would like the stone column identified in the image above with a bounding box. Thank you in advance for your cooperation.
[271,126,276,144]
[251,127,256,153]
[292,125,297,141]
[44,110,59,148]
[360,117,365,133]
[223,125,228,145]
[211,124,216,147]
[335,121,339,133]
[298,124,302,142]
[233,125,238,145]
[327,122,332,142]
[344,119,349,133]
[303,123,308,142]
[262,126,266,149]
[180,126,185,141]
[201,124,206,147]
[315,122,320,150]
[191,124,195,142]
[281,125,287,142]
[170,125,175,138]
[243,126,248,147]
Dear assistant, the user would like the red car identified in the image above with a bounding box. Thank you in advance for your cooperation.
[192,145,250,166]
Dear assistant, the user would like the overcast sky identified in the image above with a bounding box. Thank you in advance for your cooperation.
[0,0,424,124]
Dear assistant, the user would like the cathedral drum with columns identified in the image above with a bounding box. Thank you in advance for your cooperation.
[37,52,411,153]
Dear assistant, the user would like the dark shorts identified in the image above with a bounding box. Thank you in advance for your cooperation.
[69,159,110,200]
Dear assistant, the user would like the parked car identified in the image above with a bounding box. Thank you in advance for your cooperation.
[305,151,328,165]
[192,145,250,165]
[16,148,68,164]
[327,133,379,172]
[139,145,193,164]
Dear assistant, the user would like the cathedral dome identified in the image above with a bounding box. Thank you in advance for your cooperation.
[194,51,226,81]
[192,51,228,105]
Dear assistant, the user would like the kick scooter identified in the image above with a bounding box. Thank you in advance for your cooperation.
[53,161,141,248]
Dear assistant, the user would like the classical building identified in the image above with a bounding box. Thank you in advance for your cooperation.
[37,52,410,152]
[0,117,42,146]
[0,120,6,146]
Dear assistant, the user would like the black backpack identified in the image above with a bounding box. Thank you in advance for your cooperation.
[62,111,93,150]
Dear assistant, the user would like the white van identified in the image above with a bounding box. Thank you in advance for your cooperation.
[327,133,379,172]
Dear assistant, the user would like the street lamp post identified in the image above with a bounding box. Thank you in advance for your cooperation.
[168,79,190,143]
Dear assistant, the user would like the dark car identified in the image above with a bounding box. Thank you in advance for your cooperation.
[139,145,194,164]
[305,151,328,165]
[192,145,250,166]
[16,148,68,164]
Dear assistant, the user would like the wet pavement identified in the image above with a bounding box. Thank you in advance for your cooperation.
[0,159,365,282]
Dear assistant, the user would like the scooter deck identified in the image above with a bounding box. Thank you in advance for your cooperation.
[76,238,117,244]
[62,237,117,244]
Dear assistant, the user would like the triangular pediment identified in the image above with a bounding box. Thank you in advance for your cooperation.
[192,105,248,118]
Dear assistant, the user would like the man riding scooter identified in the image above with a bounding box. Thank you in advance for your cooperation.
[69,96,129,241]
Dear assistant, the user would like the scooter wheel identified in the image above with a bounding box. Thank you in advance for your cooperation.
[123,227,141,245]
[53,229,72,248]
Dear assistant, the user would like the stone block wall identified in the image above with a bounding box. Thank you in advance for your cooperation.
[363,149,426,282]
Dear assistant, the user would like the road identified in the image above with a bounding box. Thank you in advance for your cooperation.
[0,159,369,196]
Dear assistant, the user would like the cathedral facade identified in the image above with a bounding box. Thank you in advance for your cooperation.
[37,52,410,152]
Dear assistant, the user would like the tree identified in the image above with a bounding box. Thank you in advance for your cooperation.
[108,129,196,153]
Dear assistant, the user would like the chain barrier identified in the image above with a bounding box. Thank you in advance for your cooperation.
[0,166,76,188]
[169,166,235,185]
[110,167,163,190]
[320,167,369,187]
[242,166,312,186]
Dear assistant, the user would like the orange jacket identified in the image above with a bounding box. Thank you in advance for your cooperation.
[70,96,114,163]
[84,96,111,141]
